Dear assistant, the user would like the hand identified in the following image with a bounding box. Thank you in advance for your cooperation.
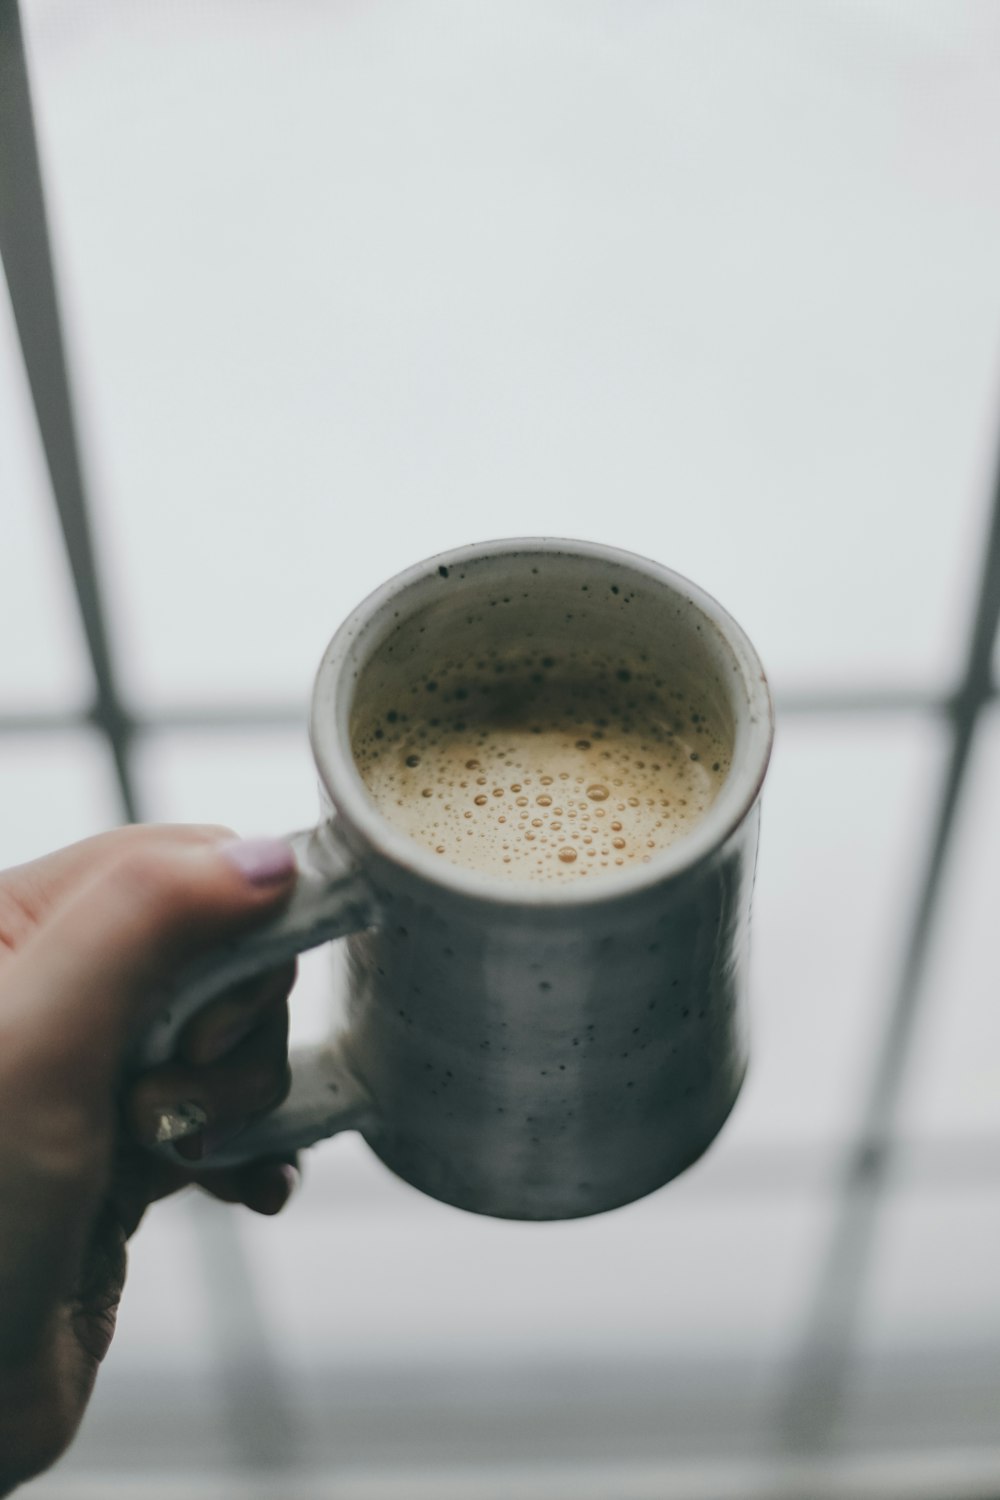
[0,825,300,1494]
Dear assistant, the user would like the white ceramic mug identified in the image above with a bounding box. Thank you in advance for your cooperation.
[135,538,773,1220]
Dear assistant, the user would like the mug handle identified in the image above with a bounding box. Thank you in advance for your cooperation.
[130,822,379,1165]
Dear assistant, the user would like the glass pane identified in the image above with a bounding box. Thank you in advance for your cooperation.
[837,1186,1000,1457]
[135,727,317,832]
[251,1168,836,1471]
[0,731,118,867]
[0,277,92,711]
[20,1,1000,708]
[895,707,1000,1142]
[727,713,944,1156]
[56,1196,232,1476]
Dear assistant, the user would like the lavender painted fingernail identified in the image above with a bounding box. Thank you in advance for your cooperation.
[220,837,297,886]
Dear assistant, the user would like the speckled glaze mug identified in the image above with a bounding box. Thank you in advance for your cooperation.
[137,539,773,1220]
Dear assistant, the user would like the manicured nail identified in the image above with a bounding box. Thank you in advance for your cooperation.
[152,1100,208,1144]
[219,837,296,887]
[253,1163,300,1214]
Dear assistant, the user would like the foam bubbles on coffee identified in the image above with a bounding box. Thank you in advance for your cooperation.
[353,651,729,883]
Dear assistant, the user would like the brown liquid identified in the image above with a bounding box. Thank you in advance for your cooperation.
[353,654,730,883]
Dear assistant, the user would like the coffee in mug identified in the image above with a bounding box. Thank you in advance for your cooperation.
[353,649,730,881]
[135,540,772,1221]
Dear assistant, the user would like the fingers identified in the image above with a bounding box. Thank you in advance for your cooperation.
[2,829,298,1109]
[0,827,299,1368]
[179,960,297,1068]
[126,996,291,1158]
[1,824,235,935]
[120,960,300,1219]
[107,1139,300,1241]
[197,1158,300,1217]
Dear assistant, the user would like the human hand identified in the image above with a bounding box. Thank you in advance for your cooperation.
[0,825,301,1493]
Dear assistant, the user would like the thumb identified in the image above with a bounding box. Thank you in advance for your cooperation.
[2,832,298,1114]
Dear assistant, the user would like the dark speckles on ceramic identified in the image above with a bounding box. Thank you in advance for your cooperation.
[141,539,772,1222]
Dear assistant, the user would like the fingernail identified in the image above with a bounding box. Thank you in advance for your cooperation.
[152,1100,208,1144]
[219,837,296,887]
[253,1163,300,1214]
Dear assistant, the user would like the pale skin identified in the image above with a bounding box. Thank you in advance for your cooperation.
[0,825,301,1494]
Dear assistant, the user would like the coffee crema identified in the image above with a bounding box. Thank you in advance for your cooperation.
[353,652,730,883]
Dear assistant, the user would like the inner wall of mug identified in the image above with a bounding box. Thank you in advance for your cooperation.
[352,559,737,749]
[313,542,771,903]
[345,550,742,833]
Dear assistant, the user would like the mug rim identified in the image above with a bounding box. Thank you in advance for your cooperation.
[310,537,774,910]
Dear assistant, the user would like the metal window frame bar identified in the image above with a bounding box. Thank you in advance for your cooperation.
[3,0,1000,1483]
[778,422,1000,1453]
[0,686,990,740]
[0,0,138,821]
[0,0,284,1473]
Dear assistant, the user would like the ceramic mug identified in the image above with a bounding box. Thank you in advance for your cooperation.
[135,538,773,1220]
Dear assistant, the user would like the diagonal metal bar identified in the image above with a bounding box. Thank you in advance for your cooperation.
[0,2,301,1469]
[0,0,137,821]
[779,422,1000,1453]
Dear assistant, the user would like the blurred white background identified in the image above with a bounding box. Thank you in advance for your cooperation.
[2,1,1000,1496]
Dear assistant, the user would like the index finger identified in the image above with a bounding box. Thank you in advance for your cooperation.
[2,824,235,930]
